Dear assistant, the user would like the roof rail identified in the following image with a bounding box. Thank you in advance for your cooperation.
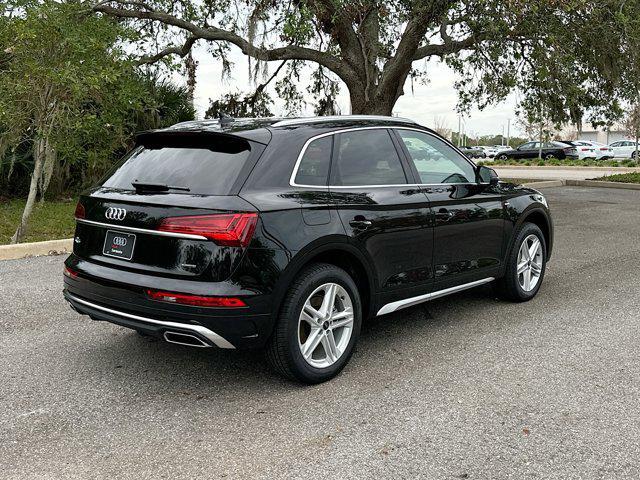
[271,115,417,127]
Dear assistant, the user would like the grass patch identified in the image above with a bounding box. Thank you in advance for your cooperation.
[590,172,640,184]
[0,198,76,245]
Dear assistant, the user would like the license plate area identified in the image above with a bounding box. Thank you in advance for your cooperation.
[102,230,136,261]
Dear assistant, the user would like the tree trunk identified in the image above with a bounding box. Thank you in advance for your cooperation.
[11,136,46,244]
[538,123,543,160]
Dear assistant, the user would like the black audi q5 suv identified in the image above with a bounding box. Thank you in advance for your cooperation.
[63,115,553,383]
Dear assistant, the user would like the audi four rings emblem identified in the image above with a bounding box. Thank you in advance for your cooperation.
[112,236,128,247]
[105,207,127,221]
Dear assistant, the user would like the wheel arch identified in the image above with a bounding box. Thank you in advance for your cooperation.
[270,241,377,321]
[513,207,553,261]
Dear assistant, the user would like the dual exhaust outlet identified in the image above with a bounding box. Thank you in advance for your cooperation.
[163,330,210,348]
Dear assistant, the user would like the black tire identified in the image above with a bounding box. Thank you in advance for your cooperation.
[266,263,362,384]
[497,154,508,161]
[544,153,554,160]
[494,222,547,302]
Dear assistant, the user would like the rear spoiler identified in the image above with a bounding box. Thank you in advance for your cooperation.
[135,128,271,147]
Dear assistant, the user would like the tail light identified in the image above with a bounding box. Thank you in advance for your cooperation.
[145,289,246,308]
[74,202,85,219]
[158,213,258,247]
[600,148,609,151]
[580,148,590,151]
[63,266,78,278]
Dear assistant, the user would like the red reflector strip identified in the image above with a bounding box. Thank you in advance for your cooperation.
[157,213,258,247]
[64,266,78,278]
[145,289,246,308]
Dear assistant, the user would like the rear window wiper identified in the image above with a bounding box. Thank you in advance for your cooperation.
[131,181,190,192]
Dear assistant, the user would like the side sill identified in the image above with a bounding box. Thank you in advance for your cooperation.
[376,277,495,316]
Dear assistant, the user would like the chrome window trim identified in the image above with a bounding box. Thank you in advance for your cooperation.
[76,218,208,240]
[66,293,235,349]
[377,277,495,316]
[289,126,480,189]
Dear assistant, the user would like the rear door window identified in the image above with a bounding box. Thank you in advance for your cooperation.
[332,129,407,186]
[102,136,252,195]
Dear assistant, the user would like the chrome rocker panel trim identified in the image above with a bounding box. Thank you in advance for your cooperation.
[76,218,208,240]
[66,293,235,349]
[376,277,495,316]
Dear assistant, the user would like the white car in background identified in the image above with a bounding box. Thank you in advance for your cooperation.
[609,140,639,159]
[578,141,614,160]
[558,141,596,160]
[478,146,498,158]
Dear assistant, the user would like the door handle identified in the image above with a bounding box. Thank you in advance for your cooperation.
[349,218,372,228]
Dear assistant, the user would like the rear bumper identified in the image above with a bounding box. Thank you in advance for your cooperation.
[63,254,275,349]
[64,291,235,348]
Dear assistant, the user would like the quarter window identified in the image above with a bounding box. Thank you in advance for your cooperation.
[332,129,407,186]
[294,136,332,186]
[397,130,476,184]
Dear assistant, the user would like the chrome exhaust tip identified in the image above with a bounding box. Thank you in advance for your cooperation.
[163,331,210,348]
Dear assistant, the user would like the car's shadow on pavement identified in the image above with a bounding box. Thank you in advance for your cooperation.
[75,285,499,393]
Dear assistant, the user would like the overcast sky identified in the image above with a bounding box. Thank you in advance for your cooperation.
[186,44,525,138]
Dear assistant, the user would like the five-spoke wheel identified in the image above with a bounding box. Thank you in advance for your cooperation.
[266,263,361,384]
[517,234,544,292]
[494,222,547,301]
[298,283,354,368]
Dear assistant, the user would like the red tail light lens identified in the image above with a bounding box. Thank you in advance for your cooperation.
[158,213,258,247]
[145,289,246,308]
[74,202,85,220]
[600,148,608,151]
[63,266,78,278]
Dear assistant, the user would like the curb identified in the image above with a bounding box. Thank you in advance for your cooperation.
[0,238,73,261]
[522,180,565,189]
[566,179,640,190]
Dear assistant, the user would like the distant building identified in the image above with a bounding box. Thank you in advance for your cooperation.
[578,125,631,144]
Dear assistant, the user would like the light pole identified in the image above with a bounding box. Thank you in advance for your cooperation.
[507,118,511,147]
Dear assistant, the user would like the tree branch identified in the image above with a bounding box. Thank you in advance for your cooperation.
[93,2,353,80]
[413,33,479,60]
[136,35,197,65]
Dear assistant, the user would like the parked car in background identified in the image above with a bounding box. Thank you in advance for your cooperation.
[557,141,596,160]
[493,145,511,151]
[578,140,614,160]
[495,141,578,160]
[459,145,486,158]
[609,140,639,159]
[478,146,499,158]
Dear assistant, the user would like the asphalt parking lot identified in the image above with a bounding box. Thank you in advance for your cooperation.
[2,186,640,479]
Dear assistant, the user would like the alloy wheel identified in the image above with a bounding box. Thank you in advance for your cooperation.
[298,283,354,368]
[517,234,543,292]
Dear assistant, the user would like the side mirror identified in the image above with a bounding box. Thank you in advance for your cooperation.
[478,165,499,186]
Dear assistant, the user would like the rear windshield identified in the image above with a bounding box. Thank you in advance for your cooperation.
[102,136,252,195]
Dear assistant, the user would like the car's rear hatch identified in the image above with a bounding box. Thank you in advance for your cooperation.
[73,131,265,283]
